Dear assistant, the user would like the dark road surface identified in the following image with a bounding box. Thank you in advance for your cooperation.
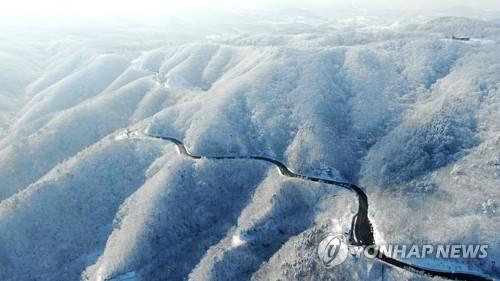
[127,130,492,281]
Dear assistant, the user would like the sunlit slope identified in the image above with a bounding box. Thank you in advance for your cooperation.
[0,16,498,280]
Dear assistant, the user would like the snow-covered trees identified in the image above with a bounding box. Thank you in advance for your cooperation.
[0,13,499,281]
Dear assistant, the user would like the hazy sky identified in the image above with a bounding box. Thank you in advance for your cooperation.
[280,0,500,10]
[1,0,499,19]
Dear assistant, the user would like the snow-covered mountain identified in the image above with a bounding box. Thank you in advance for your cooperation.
[0,12,499,281]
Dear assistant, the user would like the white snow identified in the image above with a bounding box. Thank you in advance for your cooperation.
[0,10,499,281]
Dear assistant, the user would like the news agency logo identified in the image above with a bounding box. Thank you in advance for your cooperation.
[317,233,489,268]
[317,234,349,268]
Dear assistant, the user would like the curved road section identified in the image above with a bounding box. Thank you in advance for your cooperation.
[126,129,492,281]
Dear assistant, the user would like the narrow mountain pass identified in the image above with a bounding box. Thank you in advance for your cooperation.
[126,129,493,281]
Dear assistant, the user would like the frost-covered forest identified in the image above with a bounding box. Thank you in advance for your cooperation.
[0,8,499,281]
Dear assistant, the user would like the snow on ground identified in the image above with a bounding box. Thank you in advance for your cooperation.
[0,11,499,281]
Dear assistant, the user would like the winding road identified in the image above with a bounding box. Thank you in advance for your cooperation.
[126,129,493,281]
